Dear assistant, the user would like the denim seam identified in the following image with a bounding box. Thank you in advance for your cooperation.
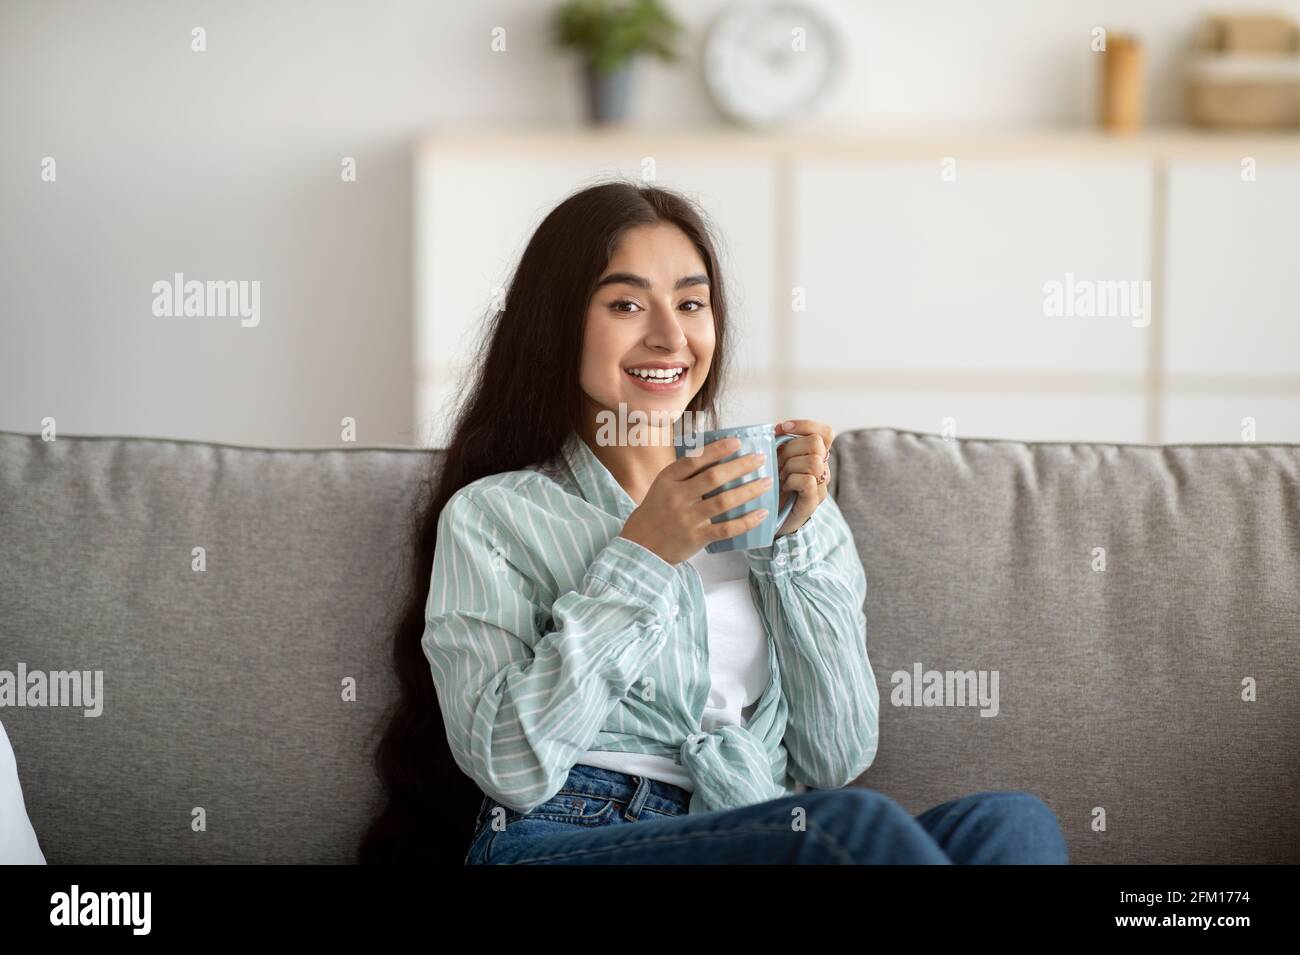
[492,802,684,828]
[497,821,856,865]
[556,788,628,804]
[552,789,686,817]
[508,803,620,826]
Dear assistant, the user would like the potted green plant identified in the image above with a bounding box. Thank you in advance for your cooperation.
[550,0,682,124]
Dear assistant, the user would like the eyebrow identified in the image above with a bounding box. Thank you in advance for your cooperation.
[594,272,710,292]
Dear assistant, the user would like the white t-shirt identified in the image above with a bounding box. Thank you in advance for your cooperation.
[576,546,771,792]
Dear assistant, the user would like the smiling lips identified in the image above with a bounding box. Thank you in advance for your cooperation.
[624,365,687,392]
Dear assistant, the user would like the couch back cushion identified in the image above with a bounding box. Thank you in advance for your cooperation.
[0,432,434,862]
[1,428,1296,863]
[832,429,1300,864]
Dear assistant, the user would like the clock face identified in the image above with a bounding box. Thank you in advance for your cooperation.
[703,0,843,127]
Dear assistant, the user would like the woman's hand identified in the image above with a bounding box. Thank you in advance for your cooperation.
[773,419,834,538]
[619,437,773,565]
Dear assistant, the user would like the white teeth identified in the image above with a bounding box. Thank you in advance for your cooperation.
[627,367,684,381]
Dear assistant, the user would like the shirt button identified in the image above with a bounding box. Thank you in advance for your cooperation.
[775,554,787,566]
[670,605,680,617]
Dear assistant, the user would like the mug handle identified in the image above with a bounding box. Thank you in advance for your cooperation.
[772,433,798,529]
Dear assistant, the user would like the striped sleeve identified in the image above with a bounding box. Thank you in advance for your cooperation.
[421,487,677,813]
[744,493,879,790]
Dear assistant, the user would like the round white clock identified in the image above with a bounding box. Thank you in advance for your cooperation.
[703,0,844,127]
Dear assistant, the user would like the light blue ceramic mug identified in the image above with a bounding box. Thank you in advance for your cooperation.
[674,422,797,554]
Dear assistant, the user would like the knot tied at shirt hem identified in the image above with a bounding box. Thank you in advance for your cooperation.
[679,723,787,814]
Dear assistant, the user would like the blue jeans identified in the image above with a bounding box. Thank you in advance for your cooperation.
[464,763,1069,864]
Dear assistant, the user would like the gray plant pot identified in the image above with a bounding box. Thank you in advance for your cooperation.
[583,60,634,125]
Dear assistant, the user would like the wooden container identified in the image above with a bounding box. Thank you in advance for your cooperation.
[1100,34,1145,132]
[1185,13,1300,129]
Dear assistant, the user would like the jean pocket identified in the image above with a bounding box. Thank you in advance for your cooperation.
[504,791,620,828]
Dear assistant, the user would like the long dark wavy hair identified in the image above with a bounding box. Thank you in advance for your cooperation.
[358,180,732,863]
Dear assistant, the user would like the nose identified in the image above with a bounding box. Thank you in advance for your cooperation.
[644,300,688,352]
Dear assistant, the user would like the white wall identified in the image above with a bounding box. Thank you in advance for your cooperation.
[2,0,1295,446]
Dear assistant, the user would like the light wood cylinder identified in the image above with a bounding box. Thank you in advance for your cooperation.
[1100,34,1145,131]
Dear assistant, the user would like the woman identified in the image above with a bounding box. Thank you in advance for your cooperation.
[360,181,1068,865]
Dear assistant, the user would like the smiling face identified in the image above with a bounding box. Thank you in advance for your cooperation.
[579,222,715,439]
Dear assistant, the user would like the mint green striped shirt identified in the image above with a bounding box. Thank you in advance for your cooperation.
[422,430,879,816]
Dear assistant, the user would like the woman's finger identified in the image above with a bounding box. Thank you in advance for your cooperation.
[780,452,830,483]
[778,419,833,446]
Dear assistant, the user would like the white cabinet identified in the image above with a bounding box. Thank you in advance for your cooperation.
[801,388,1147,445]
[416,132,1300,448]
[791,160,1152,376]
[1165,395,1300,444]
[1165,161,1300,378]
[790,158,1152,442]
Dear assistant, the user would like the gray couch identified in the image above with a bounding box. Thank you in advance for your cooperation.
[1,427,1296,864]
